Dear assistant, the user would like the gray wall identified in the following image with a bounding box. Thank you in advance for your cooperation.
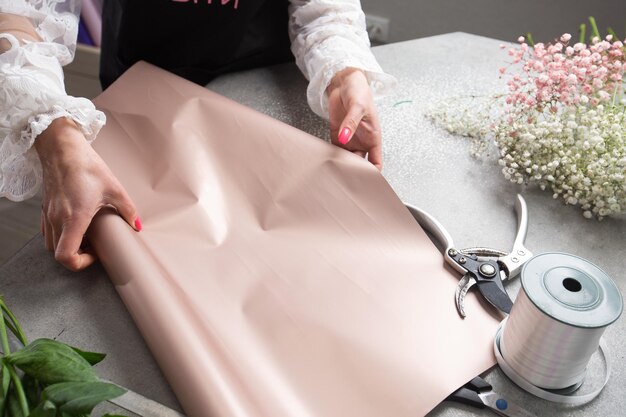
[361,0,625,44]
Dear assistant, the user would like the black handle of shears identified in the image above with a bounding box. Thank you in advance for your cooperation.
[446,377,492,409]
[466,376,492,392]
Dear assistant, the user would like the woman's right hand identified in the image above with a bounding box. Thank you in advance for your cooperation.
[34,117,141,271]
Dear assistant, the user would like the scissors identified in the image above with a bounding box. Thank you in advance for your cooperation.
[405,194,533,317]
[446,376,537,417]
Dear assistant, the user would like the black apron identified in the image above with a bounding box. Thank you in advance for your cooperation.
[100,0,293,89]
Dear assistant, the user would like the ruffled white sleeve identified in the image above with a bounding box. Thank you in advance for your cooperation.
[0,0,105,201]
[288,0,397,118]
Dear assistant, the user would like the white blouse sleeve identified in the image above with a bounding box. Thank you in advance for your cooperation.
[0,0,105,201]
[288,0,397,119]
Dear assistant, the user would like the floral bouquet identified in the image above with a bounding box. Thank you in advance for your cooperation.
[430,20,625,219]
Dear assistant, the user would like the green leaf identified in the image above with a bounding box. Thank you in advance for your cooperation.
[4,339,97,385]
[27,400,55,417]
[101,415,129,417]
[21,375,38,409]
[5,386,26,417]
[42,382,125,416]
[69,347,106,367]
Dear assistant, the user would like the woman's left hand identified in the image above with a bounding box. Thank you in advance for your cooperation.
[327,68,383,171]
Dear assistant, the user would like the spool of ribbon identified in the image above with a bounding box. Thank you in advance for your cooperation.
[495,252,622,405]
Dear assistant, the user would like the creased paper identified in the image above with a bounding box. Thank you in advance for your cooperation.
[88,62,500,417]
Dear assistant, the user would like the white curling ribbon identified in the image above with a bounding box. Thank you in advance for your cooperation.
[495,253,622,406]
[501,289,605,389]
[495,319,610,406]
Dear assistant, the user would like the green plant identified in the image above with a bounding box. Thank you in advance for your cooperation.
[0,297,126,417]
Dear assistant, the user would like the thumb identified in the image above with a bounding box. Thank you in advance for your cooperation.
[337,104,366,145]
[107,188,142,231]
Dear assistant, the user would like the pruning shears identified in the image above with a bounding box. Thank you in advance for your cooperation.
[405,194,533,317]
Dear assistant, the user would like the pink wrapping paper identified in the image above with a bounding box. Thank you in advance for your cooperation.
[88,62,500,417]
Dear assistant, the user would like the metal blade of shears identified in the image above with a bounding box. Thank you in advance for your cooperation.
[405,203,514,315]
[455,273,475,318]
[446,250,513,314]
[404,204,466,275]
[476,280,513,313]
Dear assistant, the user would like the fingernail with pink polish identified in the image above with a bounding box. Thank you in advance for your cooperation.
[338,127,351,145]
[135,217,143,232]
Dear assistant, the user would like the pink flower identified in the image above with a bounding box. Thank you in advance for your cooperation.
[498,32,625,124]
[518,36,525,43]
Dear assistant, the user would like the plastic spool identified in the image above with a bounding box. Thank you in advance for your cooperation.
[495,253,623,405]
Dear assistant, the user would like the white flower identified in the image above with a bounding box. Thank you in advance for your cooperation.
[427,38,626,219]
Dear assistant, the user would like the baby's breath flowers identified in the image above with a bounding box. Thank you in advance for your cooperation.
[430,33,626,219]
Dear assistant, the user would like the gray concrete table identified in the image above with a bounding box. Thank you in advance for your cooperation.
[1,32,624,416]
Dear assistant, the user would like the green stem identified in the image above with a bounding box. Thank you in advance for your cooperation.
[6,367,28,417]
[0,307,29,416]
[0,309,10,356]
[2,321,18,343]
[0,302,26,347]
[588,16,600,41]
[579,23,586,44]
[525,32,535,47]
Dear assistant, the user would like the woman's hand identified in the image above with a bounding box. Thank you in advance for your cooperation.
[34,117,141,271]
[326,68,383,170]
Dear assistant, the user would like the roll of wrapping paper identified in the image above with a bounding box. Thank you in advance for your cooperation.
[88,61,501,417]
[497,253,622,402]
